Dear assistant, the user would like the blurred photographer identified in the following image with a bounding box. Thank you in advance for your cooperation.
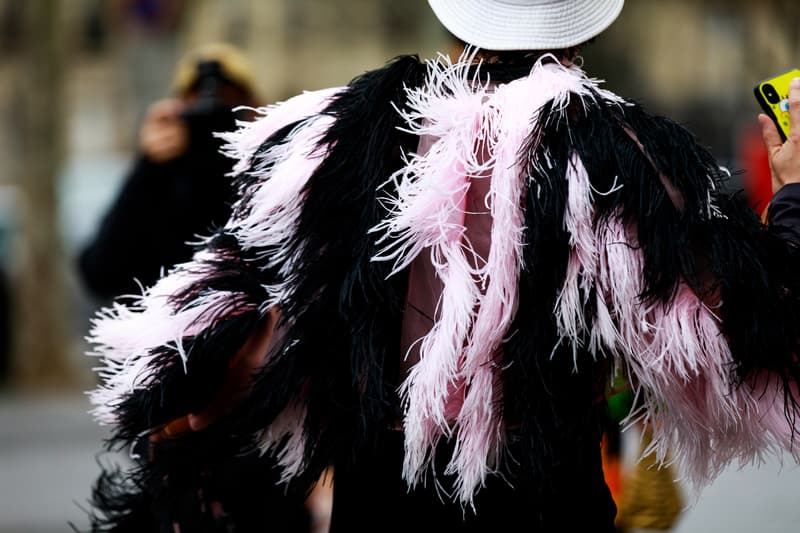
[79,41,316,533]
[79,42,261,302]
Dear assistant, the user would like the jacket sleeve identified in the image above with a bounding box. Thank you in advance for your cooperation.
[768,182,800,242]
[88,87,340,437]
[78,157,172,300]
[84,88,342,531]
[84,54,428,528]
[547,93,800,491]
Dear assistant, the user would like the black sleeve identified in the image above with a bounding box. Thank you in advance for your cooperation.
[767,182,800,242]
[77,157,178,300]
[78,146,237,302]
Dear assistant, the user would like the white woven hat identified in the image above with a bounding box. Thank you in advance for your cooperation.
[427,0,625,51]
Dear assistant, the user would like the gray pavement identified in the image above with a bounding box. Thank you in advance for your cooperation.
[1,392,799,532]
[671,451,800,533]
[0,392,114,533]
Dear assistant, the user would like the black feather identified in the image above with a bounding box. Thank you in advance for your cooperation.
[232,55,427,488]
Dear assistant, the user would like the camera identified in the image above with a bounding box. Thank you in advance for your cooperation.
[179,60,238,140]
[761,83,781,104]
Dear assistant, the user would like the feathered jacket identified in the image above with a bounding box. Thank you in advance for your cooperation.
[87,53,800,528]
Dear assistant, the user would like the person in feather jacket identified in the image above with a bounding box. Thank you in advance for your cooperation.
[84,1,800,531]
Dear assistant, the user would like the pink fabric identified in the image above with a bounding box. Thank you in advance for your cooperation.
[399,142,493,420]
[398,137,497,502]
[378,54,623,504]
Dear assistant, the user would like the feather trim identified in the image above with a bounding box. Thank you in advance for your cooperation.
[86,48,800,521]
[237,54,426,489]
[88,260,254,425]
[555,154,600,362]
[374,53,623,503]
[88,113,332,426]
[218,87,342,177]
[256,400,308,483]
[555,91,800,495]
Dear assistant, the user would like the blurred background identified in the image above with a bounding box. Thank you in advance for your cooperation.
[0,0,799,531]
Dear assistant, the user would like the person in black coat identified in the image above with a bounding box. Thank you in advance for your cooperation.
[78,42,317,533]
[78,42,260,301]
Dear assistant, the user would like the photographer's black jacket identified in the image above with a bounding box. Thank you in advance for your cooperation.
[78,137,234,301]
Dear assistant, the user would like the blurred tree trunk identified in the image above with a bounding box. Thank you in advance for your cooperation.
[10,0,76,389]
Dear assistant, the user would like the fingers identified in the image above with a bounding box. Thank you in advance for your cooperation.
[152,310,280,438]
[150,415,192,442]
[759,113,783,156]
[140,120,189,162]
[140,98,188,162]
[187,411,214,432]
[766,78,800,191]
[145,98,185,122]
[789,78,800,143]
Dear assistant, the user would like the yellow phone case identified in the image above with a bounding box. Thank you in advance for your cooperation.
[754,68,800,141]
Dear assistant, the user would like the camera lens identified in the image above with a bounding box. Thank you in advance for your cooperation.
[762,83,781,104]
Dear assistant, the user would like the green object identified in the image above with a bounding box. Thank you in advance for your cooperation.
[607,389,634,424]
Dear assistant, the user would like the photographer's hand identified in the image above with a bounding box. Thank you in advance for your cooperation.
[760,78,800,194]
[139,98,190,163]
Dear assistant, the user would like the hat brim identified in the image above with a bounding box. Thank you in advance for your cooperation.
[427,0,625,51]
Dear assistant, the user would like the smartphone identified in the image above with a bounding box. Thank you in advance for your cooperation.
[754,69,800,142]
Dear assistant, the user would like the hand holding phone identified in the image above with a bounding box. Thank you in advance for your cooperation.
[754,69,800,142]
[757,74,800,193]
